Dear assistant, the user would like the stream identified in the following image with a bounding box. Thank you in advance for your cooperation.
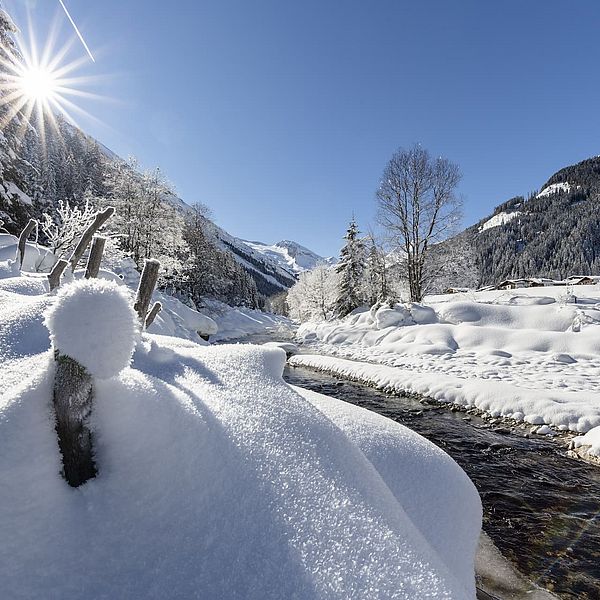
[284,364,600,599]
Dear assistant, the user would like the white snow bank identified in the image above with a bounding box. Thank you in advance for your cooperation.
[572,426,600,458]
[536,182,573,198]
[294,385,481,590]
[148,294,217,339]
[200,298,294,342]
[288,355,600,434]
[478,211,520,233]
[295,286,600,446]
[0,303,481,600]
[0,234,57,274]
[44,279,138,379]
[0,239,218,344]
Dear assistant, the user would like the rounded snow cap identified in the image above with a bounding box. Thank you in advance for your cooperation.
[44,279,138,379]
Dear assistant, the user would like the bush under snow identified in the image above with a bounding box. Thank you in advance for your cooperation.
[44,279,138,379]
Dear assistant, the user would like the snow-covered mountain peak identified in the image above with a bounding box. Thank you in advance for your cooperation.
[242,239,336,275]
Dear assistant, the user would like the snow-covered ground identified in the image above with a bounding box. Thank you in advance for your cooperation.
[199,298,294,342]
[293,285,600,461]
[0,263,482,597]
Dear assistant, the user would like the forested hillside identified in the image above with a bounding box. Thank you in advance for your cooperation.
[0,8,303,310]
[442,156,600,288]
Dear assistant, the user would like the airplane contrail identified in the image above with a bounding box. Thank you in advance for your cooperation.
[57,0,95,63]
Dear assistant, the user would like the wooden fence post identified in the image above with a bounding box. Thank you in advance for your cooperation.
[69,207,114,272]
[85,236,106,279]
[48,259,69,292]
[53,353,96,487]
[17,218,37,269]
[145,301,162,328]
[134,259,160,326]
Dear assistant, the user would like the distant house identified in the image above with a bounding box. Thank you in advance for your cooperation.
[477,285,496,292]
[496,277,565,290]
[496,279,531,290]
[565,275,600,286]
[444,287,471,294]
[528,278,561,287]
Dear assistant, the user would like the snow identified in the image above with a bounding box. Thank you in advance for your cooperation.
[200,298,294,342]
[478,211,520,233]
[44,279,138,379]
[294,285,600,456]
[0,277,482,598]
[244,239,336,274]
[536,182,573,198]
[294,385,481,590]
[4,181,33,205]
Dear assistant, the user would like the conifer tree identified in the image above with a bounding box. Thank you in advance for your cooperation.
[335,219,366,317]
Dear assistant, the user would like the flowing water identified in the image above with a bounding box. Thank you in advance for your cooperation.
[283,364,600,599]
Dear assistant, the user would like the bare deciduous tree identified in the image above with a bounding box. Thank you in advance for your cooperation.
[376,144,462,302]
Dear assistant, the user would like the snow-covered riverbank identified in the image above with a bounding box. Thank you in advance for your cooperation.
[1,261,482,597]
[294,286,600,462]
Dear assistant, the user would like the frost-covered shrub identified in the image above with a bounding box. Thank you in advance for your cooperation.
[44,279,138,379]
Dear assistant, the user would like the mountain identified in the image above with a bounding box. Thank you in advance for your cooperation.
[443,155,600,289]
[242,240,336,276]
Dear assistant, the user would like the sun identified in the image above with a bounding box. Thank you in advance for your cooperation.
[0,10,102,149]
[17,65,59,104]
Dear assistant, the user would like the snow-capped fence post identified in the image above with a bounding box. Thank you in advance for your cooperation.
[48,259,69,292]
[53,353,96,487]
[134,258,160,327]
[69,206,114,272]
[17,218,37,268]
[84,235,106,279]
[44,279,138,488]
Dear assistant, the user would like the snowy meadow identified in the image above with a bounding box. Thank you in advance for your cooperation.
[292,285,600,462]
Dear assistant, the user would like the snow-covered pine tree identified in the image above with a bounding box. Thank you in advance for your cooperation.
[364,236,389,306]
[335,219,366,317]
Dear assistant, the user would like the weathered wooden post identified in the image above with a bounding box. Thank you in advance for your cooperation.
[145,301,162,328]
[69,207,114,272]
[48,259,69,292]
[45,278,138,487]
[84,235,106,279]
[134,258,160,326]
[53,354,96,486]
[16,218,37,268]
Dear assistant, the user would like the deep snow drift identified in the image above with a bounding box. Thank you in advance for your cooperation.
[294,286,600,459]
[0,269,481,598]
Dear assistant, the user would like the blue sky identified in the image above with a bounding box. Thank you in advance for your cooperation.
[6,0,600,256]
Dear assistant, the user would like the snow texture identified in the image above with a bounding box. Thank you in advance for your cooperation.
[200,298,293,342]
[44,279,138,379]
[478,211,520,233]
[244,239,336,274]
[0,278,482,598]
[536,182,573,198]
[295,285,600,456]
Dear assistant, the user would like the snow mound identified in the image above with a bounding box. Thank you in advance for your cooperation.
[0,322,481,598]
[295,385,481,590]
[44,279,138,379]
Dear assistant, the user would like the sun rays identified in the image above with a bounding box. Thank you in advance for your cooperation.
[0,9,103,152]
